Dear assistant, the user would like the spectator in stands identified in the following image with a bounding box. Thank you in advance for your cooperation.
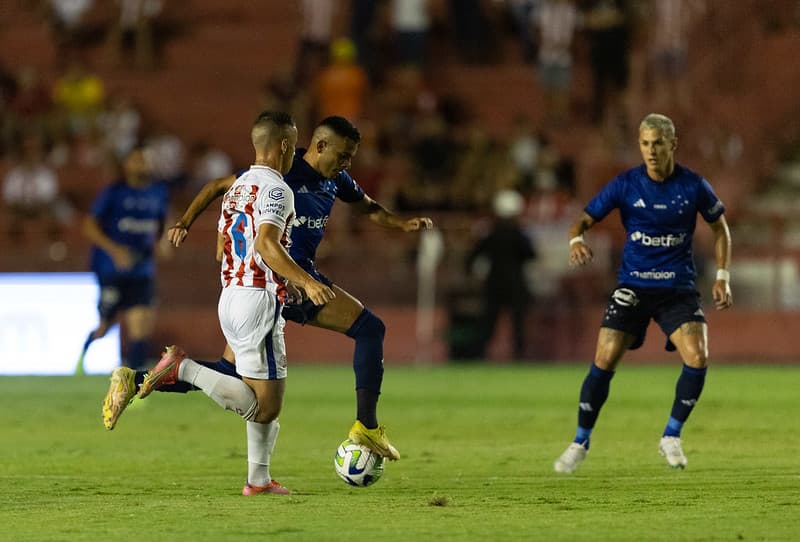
[105,0,163,69]
[585,0,633,128]
[2,130,73,244]
[466,188,537,359]
[508,0,540,63]
[185,140,233,194]
[52,57,105,140]
[508,113,542,194]
[97,94,141,160]
[391,0,431,69]
[313,38,370,122]
[533,0,581,125]
[349,0,382,83]
[45,0,97,66]
[647,0,705,112]
[8,66,52,136]
[144,123,186,186]
[294,0,338,87]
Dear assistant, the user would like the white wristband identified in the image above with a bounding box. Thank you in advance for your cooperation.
[716,269,730,282]
[569,235,585,247]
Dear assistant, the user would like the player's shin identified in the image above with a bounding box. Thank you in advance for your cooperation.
[663,364,707,437]
[246,420,276,486]
[575,364,615,447]
[180,359,258,419]
[347,309,385,428]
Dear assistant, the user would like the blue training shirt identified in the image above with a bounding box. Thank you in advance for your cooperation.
[585,163,725,290]
[89,179,171,278]
[283,149,365,268]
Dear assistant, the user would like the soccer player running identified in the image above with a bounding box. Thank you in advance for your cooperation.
[103,116,431,461]
[142,112,335,495]
[553,113,732,473]
[78,146,171,373]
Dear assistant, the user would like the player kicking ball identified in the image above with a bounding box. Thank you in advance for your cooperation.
[103,116,433,464]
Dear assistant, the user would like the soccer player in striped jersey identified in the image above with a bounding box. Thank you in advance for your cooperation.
[138,112,335,495]
[554,113,733,473]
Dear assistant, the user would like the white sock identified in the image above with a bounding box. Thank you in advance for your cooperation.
[179,358,258,420]
[247,420,279,486]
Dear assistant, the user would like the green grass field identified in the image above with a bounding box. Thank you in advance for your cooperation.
[1,364,798,541]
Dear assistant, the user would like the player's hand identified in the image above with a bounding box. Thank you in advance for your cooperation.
[712,280,732,310]
[285,281,305,304]
[569,241,593,267]
[111,246,135,271]
[402,217,433,232]
[168,222,189,247]
[303,280,336,306]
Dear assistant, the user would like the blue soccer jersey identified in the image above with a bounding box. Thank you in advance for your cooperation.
[585,164,724,289]
[89,180,171,278]
[283,150,365,268]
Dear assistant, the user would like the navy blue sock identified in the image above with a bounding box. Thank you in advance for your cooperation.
[574,364,615,447]
[81,331,95,355]
[127,340,149,371]
[136,357,240,394]
[663,364,707,437]
[346,309,385,428]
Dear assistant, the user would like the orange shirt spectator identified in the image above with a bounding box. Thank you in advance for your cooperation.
[313,38,369,121]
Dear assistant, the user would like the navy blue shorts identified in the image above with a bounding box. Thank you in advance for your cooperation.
[97,275,155,321]
[281,263,334,325]
[600,286,706,352]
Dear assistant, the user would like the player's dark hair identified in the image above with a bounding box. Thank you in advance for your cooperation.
[318,116,361,143]
[253,110,295,128]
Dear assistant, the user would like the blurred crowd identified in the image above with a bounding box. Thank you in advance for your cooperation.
[2,0,799,328]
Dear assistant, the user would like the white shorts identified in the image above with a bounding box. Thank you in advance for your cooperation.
[217,287,287,380]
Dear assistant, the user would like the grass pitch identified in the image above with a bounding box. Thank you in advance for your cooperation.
[0,364,798,541]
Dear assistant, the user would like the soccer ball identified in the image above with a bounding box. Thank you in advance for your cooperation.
[333,439,384,487]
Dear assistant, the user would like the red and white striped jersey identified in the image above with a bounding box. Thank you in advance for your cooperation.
[217,165,295,294]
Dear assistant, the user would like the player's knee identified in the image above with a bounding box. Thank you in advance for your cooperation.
[251,405,281,423]
[684,350,708,368]
[253,400,282,424]
[347,309,385,341]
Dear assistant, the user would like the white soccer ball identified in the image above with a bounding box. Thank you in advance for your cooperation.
[333,439,384,487]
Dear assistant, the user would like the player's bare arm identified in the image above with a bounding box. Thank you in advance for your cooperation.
[568,212,596,267]
[709,214,732,310]
[354,194,434,231]
[255,222,336,306]
[167,174,237,247]
[83,215,134,270]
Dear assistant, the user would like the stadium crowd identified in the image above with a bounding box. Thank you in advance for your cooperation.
[1,0,799,360]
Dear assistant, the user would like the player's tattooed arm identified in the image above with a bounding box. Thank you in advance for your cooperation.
[168,174,236,247]
[355,195,433,232]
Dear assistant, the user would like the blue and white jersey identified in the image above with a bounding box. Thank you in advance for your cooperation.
[284,149,365,268]
[89,179,171,278]
[585,164,724,290]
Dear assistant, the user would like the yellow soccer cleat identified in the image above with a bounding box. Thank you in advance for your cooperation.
[102,367,137,430]
[348,420,401,461]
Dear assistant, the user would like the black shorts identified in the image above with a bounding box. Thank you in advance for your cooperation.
[97,275,155,321]
[281,264,334,325]
[601,286,706,352]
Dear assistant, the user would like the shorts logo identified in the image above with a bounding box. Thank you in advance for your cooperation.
[612,288,639,307]
[268,187,284,200]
